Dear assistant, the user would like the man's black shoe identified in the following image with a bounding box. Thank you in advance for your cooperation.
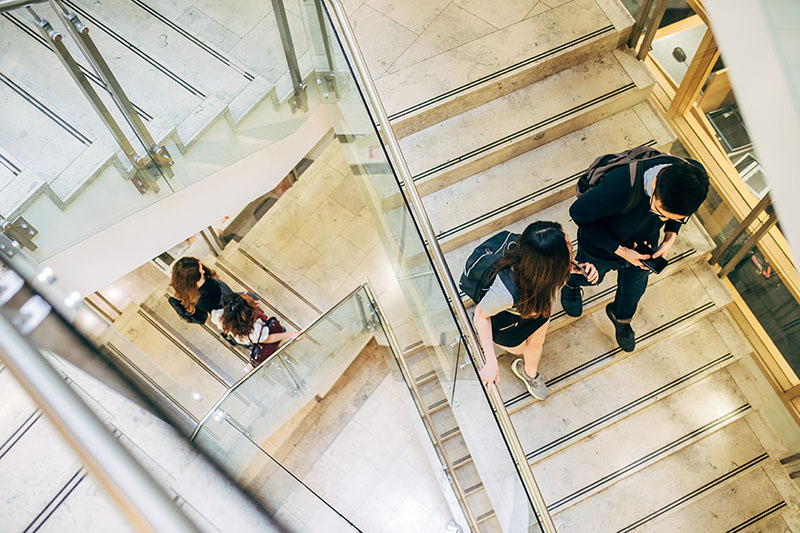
[606,304,635,352]
[560,285,583,317]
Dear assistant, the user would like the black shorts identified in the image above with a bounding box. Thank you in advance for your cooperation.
[490,311,549,348]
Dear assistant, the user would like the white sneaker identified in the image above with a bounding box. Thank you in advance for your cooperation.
[511,358,549,400]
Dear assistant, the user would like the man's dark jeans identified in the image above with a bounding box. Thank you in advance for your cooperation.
[567,245,649,322]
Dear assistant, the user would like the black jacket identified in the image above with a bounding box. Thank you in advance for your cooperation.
[569,156,702,261]
[188,277,226,323]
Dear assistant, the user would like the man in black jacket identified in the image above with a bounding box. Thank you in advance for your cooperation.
[561,155,709,351]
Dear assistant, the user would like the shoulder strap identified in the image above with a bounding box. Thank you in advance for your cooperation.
[620,160,646,214]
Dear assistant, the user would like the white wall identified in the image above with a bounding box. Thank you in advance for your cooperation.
[705,0,800,270]
[44,107,332,295]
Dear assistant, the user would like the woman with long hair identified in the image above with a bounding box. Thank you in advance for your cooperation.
[211,293,299,346]
[474,221,598,400]
[170,257,227,323]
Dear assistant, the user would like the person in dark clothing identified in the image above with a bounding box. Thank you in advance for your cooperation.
[560,156,709,351]
[170,257,228,324]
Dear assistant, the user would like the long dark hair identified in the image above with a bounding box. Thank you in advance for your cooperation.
[219,293,261,338]
[492,221,571,318]
[170,257,217,314]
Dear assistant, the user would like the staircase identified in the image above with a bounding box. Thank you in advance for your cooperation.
[368,0,800,530]
[0,0,316,260]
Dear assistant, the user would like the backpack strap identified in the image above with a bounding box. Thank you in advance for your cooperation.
[620,160,647,214]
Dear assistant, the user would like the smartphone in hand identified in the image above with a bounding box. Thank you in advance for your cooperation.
[634,243,668,274]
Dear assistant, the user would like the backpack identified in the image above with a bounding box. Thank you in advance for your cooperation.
[575,145,673,214]
[459,231,520,305]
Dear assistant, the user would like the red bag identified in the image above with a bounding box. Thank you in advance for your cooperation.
[250,315,285,368]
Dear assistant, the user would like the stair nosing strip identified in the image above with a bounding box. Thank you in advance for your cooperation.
[0,411,41,461]
[0,72,92,145]
[62,0,206,98]
[136,309,231,387]
[548,403,752,512]
[237,248,323,313]
[412,83,636,182]
[524,352,736,461]
[505,301,717,408]
[388,25,615,121]
[0,151,21,175]
[127,0,256,81]
[3,13,153,121]
[616,452,770,533]
[23,468,88,533]
[435,140,659,241]
[725,501,788,533]
[104,342,199,423]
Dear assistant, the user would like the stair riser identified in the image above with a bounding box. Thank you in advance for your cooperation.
[525,353,740,466]
[414,84,654,198]
[546,404,753,515]
[392,32,621,139]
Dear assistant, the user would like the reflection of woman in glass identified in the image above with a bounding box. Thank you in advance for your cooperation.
[474,221,597,400]
[211,293,299,345]
[170,257,227,324]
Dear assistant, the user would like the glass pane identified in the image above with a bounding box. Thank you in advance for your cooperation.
[1,0,320,263]
[728,247,800,378]
[202,286,372,449]
[194,420,357,532]
[651,16,707,85]
[299,3,544,530]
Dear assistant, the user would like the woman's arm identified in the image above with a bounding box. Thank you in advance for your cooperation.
[474,303,500,390]
[261,330,300,344]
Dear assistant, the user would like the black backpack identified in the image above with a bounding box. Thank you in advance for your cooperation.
[459,231,520,305]
[575,145,674,215]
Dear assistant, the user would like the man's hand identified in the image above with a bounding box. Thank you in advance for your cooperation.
[653,231,677,259]
[615,243,651,270]
[571,261,599,284]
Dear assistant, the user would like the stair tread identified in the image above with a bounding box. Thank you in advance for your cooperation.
[535,369,750,512]
[640,463,787,533]
[378,0,623,119]
[511,312,744,459]
[553,416,768,531]
[0,369,38,450]
[426,103,674,245]
[493,262,731,405]
[399,49,651,179]
[0,414,83,532]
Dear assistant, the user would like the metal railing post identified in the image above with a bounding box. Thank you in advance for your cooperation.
[27,6,161,194]
[310,0,337,96]
[46,0,174,183]
[323,1,558,530]
[0,312,199,531]
[627,0,654,49]
[710,193,772,266]
[637,0,669,60]
[271,0,308,112]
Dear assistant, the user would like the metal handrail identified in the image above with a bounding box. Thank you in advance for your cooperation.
[323,1,558,531]
[0,0,46,13]
[190,282,368,441]
[0,285,198,530]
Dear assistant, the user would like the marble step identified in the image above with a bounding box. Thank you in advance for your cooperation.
[112,303,229,408]
[641,460,795,532]
[535,368,752,514]
[380,0,633,137]
[511,311,748,461]
[400,48,655,198]
[552,415,770,531]
[214,244,322,330]
[141,288,251,383]
[445,195,716,330]
[495,262,733,408]
[0,146,24,191]
[427,102,675,253]
[0,411,84,532]
[0,368,38,457]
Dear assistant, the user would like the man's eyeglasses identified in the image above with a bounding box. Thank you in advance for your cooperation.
[650,194,690,225]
